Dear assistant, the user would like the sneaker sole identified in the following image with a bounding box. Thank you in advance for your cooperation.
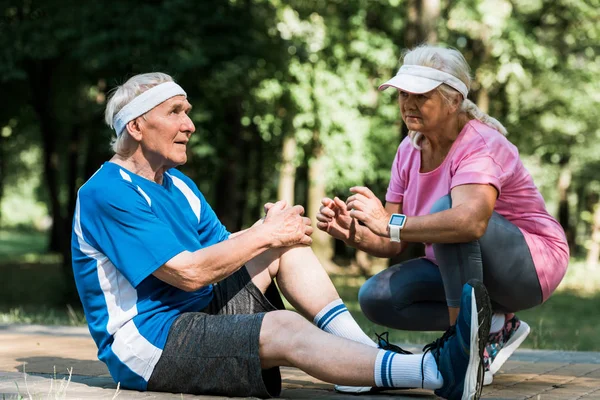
[462,281,492,400]
[483,370,493,386]
[334,385,377,394]
[488,321,530,375]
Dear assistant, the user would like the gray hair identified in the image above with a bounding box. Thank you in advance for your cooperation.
[104,72,174,155]
[401,45,507,149]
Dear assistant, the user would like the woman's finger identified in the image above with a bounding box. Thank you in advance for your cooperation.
[350,208,368,222]
[350,186,376,198]
[316,213,332,223]
[316,221,329,231]
[321,197,335,208]
[333,197,348,212]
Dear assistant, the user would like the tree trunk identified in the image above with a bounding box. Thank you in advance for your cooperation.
[278,134,296,205]
[214,96,243,231]
[586,199,600,269]
[404,0,440,47]
[235,131,251,229]
[307,143,332,261]
[404,0,420,48]
[558,160,575,251]
[477,87,490,114]
[254,127,265,218]
[0,133,5,225]
[27,59,81,305]
[420,0,440,43]
[27,60,68,257]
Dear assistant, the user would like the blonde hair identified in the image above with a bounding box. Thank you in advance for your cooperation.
[401,45,507,149]
[104,72,174,155]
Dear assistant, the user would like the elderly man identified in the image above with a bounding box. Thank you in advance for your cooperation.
[71,72,491,399]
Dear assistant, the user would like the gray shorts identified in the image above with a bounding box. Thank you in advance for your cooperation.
[147,267,282,398]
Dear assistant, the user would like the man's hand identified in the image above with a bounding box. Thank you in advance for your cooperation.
[345,186,390,237]
[316,196,362,243]
[262,201,313,247]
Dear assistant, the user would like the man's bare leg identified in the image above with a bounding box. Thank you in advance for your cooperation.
[246,245,349,318]
[259,311,376,385]
[258,310,444,390]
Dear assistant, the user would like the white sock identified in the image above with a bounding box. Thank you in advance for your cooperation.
[374,350,443,390]
[490,313,505,333]
[314,299,376,347]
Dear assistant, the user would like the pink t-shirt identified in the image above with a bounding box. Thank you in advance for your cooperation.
[385,120,569,301]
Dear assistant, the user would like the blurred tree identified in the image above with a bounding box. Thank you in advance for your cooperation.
[0,0,598,295]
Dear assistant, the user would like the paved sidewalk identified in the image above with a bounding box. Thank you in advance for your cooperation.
[1,324,600,399]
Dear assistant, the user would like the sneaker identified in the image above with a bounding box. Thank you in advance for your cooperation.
[423,279,492,400]
[483,315,530,385]
[483,349,493,386]
[334,332,412,394]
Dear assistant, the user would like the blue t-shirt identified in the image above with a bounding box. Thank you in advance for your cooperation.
[71,162,229,390]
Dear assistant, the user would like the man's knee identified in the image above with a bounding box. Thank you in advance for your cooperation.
[430,194,452,214]
[261,310,307,343]
[260,310,310,366]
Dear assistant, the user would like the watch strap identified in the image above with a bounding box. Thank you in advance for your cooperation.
[389,224,401,242]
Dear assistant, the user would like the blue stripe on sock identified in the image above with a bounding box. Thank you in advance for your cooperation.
[316,304,347,329]
[380,351,391,387]
[320,308,348,331]
[387,352,397,387]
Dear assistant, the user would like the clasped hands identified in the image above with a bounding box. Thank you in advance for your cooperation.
[255,186,388,247]
[258,200,313,247]
[315,186,390,241]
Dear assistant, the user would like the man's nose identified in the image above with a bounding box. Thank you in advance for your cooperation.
[182,115,195,134]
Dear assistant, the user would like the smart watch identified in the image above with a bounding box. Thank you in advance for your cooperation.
[388,213,407,242]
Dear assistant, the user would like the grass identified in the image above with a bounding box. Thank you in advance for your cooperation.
[0,230,55,263]
[2,229,600,351]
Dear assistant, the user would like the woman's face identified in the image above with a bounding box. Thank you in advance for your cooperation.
[398,89,455,135]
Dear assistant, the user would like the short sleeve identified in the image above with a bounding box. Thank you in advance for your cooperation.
[168,170,230,245]
[79,186,186,287]
[385,144,407,203]
[450,145,508,195]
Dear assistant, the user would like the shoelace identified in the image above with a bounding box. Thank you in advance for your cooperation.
[420,325,456,389]
[375,331,412,354]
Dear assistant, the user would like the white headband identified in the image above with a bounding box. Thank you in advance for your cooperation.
[113,82,187,136]
[378,65,469,98]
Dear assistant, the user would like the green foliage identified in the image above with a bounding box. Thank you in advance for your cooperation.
[0,0,598,251]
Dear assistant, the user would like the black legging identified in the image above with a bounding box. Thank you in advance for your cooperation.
[358,194,543,331]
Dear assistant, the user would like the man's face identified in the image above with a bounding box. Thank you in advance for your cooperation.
[138,95,195,168]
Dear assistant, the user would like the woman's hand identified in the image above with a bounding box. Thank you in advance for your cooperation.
[345,186,390,237]
[316,196,361,243]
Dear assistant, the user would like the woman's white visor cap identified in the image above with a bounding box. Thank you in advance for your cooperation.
[378,65,468,99]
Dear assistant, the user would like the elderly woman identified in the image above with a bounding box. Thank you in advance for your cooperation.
[317,45,569,387]
[71,72,491,399]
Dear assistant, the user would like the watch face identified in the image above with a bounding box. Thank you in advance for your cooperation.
[390,214,406,226]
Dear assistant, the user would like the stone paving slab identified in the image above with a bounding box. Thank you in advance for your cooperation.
[2,324,600,399]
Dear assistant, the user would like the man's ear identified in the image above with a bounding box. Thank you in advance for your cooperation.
[125,117,144,142]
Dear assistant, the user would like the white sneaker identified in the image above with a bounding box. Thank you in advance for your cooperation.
[483,370,494,386]
[483,317,531,386]
[334,385,375,394]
